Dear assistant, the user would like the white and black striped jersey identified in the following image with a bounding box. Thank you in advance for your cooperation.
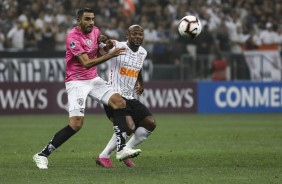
[108,41,147,99]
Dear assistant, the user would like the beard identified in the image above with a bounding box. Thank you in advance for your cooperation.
[83,25,93,33]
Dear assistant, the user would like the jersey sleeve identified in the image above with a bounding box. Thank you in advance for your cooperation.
[141,47,148,61]
[66,34,85,56]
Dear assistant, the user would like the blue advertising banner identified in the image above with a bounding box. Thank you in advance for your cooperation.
[198,81,282,113]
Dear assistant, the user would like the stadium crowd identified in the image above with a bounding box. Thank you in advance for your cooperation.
[0,0,282,64]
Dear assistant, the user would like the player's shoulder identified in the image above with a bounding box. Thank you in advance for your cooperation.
[67,27,75,35]
[92,26,100,33]
[116,41,127,48]
[138,46,147,56]
[67,27,80,39]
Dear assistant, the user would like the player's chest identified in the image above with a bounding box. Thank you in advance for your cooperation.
[121,52,143,69]
[81,37,99,56]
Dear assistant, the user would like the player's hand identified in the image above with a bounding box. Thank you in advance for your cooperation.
[98,35,108,43]
[135,82,144,96]
[108,47,126,57]
[104,39,115,51]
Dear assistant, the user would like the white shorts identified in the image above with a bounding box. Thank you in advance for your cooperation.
[65,77,118,117]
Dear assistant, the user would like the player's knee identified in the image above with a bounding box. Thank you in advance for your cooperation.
[142,116,156,132]
[127,123,136,135]
[149,117,157,131]
[109,95,126,109]
[116,98,126,109]
[125,116,135,135]
[69,117,84,131]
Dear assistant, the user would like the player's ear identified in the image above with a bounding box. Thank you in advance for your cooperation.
[77,18,81,24]
[125,32,129,40]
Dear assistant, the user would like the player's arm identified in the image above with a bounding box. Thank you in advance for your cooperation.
[135,70,144,96]
[76,47,125,69]
[98,35,116,55]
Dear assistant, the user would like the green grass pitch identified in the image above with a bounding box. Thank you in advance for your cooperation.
[0,113,282,184]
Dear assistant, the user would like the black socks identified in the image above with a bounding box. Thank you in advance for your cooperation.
[40,125,76,157]
[113,108,127,152]
[38,109,128,157]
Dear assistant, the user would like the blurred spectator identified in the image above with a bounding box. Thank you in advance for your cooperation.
[260,22,279,45]
[164,0,178,20]
[195,24,215,55]
[55,24,67,51]
[38,22,56,51]
[54,5,67,25]
[167,22,187,65]
[104,18,120,40]
[278,26,282,56]
[44,8,55,24]
[0,0,281,68]
[195,24,216,77]
[139,15,149,30]
[120,0,135,17]
[24,25,38,50]
[0,27,5,50]
[34,12,45,30]
[245,28,261,50]
[116,21,127,40]
[152,25,170,64]
[230,27,249,54]
[215,23,230,53]
[6,20,25,49]
[143,22,159,58]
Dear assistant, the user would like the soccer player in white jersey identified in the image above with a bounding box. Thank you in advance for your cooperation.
[32,8,141,169]
[96,25,157,168]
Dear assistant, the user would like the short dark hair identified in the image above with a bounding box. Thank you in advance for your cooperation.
[77,8,94,19]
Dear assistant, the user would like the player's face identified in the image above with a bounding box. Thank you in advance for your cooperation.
[127,27,144,47]
[79,12,95,33]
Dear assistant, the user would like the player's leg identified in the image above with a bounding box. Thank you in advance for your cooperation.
[96,115,135,167]
[33,81,89,169]
[89,77,141,161]
[98,115,135,158]
[126,116,156,148]
[98,99,156,167]
[107,93,128,152]
[126,100,157,148]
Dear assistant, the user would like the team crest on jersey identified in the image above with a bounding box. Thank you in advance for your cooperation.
[86,39,92,46]
[70,42,76,48]
[77,98,84,106]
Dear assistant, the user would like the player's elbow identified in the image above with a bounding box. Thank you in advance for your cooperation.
[84,64,92,69]
[81,61,93,69]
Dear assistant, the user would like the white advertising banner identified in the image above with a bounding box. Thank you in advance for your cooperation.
[0,58,153,82]
[244,50,282,81]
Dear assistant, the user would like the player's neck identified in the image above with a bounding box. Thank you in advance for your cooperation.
[127,42,138,52]
[76,26,88,34]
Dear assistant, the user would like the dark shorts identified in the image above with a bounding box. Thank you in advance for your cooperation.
[104,98,152,125]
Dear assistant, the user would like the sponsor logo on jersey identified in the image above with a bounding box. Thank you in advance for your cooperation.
[70,42,76,48]
[119,67,139,78]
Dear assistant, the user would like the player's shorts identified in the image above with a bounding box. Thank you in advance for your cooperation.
[65,77,118,117]
[104,98,152,126]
